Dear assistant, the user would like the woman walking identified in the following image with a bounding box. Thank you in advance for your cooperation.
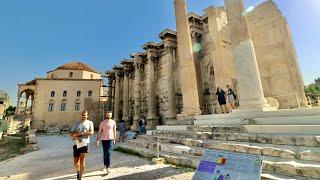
[96,111,116,175]
[216,87,228,113]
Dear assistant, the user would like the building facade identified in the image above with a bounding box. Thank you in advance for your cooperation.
[17,62,103,129]
[106,0,308,130]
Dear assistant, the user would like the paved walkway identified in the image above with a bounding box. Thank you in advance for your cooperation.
[0,135,193,180]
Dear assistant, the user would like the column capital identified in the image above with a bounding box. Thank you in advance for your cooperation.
[121,59,134,74]
[204,6,219,16]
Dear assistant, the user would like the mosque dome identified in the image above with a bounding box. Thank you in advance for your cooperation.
[53,62,97,73]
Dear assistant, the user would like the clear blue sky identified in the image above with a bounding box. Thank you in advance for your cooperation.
[0,0,319,105]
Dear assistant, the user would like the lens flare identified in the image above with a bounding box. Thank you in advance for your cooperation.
[242,6,255,16]
[193,43,202,53]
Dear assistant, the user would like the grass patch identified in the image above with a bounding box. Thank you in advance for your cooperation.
[169,164,195,172]
[0,134,26,161]
[113,146,143,157]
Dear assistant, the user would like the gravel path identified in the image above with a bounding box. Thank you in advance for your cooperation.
[0,135,194,180]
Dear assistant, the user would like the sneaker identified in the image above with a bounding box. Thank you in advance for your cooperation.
[76,171,80,180]
[107,167,110,174]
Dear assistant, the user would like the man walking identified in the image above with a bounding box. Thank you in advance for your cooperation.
[70,110,94,180]
[96,111,116,175]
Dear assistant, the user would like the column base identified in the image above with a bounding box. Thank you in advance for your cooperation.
[180,107,202,117]
[131,118,140,132]
[236,98,275,113]
[146,116,160,130]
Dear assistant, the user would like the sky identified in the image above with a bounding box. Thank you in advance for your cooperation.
[0,0,319,105]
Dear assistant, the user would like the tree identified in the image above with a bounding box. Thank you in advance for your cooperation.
[5,106,16,117]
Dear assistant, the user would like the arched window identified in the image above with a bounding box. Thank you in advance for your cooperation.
[48,100,55,112]
[90,74,93,79]
[60,100,67,112]
[74,99,81,111]
[63,90,67,97]
[50,91,55,97]
[88,90,92,97]
[51,74,54,79]
[69,72,73,78]
[77,91,81,97]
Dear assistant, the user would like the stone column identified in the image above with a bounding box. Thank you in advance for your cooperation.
[143,43,159,129]
[131,54,143,131]
[113,67,123,123]
[160,30,178,121]
[16,96,21,115]
[30,96,34,115]
[174,0,201,116]
[106,71,115,111]
[224,0,271,112]
[25,94,29,114]
[121,61,132,129]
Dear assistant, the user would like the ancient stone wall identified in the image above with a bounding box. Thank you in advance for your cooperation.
[247,0,307,108]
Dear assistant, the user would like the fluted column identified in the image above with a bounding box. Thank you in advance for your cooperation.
[174,0,202,116]
[113,68,122,123]
[224,0,271,112]
[131,55,143,131]
[143,43,159,129]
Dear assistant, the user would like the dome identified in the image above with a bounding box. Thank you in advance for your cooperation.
[51,62,97,73]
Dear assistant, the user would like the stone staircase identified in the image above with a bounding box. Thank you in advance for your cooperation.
[118,125,320,179]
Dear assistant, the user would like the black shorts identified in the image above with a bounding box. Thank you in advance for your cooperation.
[73,145,88,157]
[218,98,227,105]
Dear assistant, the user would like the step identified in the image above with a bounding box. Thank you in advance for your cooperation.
[149,130,320,147]
[193,108,320,122]
[118,143,308,179]
[156,125,242,133]
[243,125,320,135]
[148,135,320,163]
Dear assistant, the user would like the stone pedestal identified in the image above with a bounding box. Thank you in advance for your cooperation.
[174,0,202,116]
[224,0,271,112]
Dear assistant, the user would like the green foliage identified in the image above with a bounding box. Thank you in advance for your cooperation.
[5,106,16,117]
[304,84,320,94]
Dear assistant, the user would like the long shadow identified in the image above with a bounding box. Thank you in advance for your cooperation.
[105,167,187,180]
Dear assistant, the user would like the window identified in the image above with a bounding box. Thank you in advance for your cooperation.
[48,100,55,112]
[60,100,67,111]
[63,91,67,97]
[75,103,81,111]
[48,103,54,112]
[69,72,73,78]
[50,91,55,97]
[90,74,93,79]
[77,91,81,97]
[88,90,92,97]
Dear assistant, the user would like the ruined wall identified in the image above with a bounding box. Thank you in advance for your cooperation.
[247,0,307,108]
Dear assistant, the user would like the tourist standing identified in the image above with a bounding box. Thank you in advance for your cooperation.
[96,111,116,175]
[216,87,228,113]
[226,85,237,109]
[118,119,126,142]
[70,110,94,180]
[139,116,147,134]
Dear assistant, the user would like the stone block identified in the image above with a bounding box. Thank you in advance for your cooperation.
[247,146,262,155]
[299,151,320,162]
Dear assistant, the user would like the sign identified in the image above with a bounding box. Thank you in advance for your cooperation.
[192,150,263,180]
[126,131,137,140]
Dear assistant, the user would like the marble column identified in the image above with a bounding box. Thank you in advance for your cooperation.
[174,0,202,116]
[121,61,132,129]
[25,94,29,114]
[30,96,34,115]
[131,53,143,131]
[106,71,115,111]
[224,0,271,112]
[143,43,159,129]
[113,67,123,123]
[160,30,177,121]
